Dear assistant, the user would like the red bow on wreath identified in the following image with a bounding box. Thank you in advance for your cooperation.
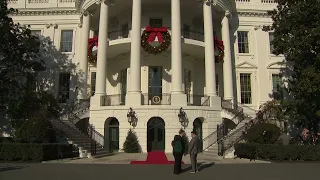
[88,36,99,50]
[145,26,168,43]
[214,35,224,51]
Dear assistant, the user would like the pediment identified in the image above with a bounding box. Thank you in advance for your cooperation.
[235,61,258,69]
[267,61,284,69]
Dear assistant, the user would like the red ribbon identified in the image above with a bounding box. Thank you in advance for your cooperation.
[145,26,168,43]
[88,36,99,51]
[214,35,224,51]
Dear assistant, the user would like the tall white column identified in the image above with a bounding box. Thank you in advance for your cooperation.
[203,3,217,96]
[126,0,142,106]
[171,0,186,106]
[95,1,109,96]
[222,11,234,101]
[78,12,90,99]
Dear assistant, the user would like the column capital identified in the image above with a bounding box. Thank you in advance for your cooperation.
[96,0,114,6]
[201,0,217,6]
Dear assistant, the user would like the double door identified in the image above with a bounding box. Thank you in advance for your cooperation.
[148,66,162,104]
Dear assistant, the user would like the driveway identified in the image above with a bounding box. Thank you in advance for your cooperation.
[0,163,318,180]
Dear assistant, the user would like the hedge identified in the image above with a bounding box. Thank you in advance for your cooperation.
[0,143,79,162]
[234,143,320,161]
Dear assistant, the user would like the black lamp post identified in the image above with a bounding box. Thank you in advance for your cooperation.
[178,107,188,128]
[127,107,136,126]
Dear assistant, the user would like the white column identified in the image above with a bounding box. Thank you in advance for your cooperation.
[170,0,186,106]
[126,0,142,105]
[203,3,217,96]
[78,12,90,99]
[95,1,109,96]
[222,11,234,101]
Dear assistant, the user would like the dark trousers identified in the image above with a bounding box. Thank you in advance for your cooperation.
[173,152,183,174]
[190,154,198,172]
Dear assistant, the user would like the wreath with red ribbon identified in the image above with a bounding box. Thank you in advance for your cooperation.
[141,26,171,55]
[214,35,224,62]
[87,36,98,64]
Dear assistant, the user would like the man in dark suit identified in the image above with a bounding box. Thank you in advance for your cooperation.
[188,130,200,173]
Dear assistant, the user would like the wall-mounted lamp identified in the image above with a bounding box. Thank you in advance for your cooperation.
[127,107,137,127]
[178,107,188,128]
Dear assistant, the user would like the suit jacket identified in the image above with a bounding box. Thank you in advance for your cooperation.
[188,136,200,155]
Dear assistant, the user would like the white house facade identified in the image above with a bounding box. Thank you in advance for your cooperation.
[7,0,284,154]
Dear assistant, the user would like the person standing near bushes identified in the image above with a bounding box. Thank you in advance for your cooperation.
[278,130,290,145]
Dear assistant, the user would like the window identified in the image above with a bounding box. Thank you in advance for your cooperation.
[60,30,73,52]
[237,31,249,53]
[120,69,127,104]
[269,32,274,54]
[58,73,70,103]
[149,18,162,28]
[90,72,96,96]
[182,24,190,38]
[272,74,282,93]
[31,30,41,36]
[240,73,252,104]
[121,23,129,38]
[184,69,191,103]
[216,74,219,96]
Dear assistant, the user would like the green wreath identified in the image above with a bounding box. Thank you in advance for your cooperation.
[141,27,171,55]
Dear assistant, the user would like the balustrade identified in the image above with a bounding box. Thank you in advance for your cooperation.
[7,0,76,9]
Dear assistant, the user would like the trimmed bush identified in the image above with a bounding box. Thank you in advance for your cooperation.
[123,129,141,153]
[0,143,79,162]
[245,123,281,144]
[15,118,56,143]
[234,143,320,161]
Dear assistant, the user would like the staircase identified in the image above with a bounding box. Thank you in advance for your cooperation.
[50,99,109,158]
[202,99,260,159]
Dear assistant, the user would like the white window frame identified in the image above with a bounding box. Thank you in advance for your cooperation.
[236,69,256,106]
[58,28,76,54]
[235,29,252,55]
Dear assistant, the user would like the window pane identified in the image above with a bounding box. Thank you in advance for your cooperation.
[182,24,190,38]
[58,73,70,103]
[240,73,252,104]
[216,74,219,96]
[121,23,129,38]
[237,31,249,53]
[269,32,274,54]
[272,74,282,92]
[60,30,73,52]
[120,69,127,104]
[149,19,162,28]
[91,72,96,96]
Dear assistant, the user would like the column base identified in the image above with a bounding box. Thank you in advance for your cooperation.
[209,96,222,110]
[171,93,187,106]
[125,92,142,106]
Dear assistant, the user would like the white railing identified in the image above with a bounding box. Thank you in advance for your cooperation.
[236,0,251,3]
[235,0,278,11]
[261,0,276,3]
[7,0,76,9]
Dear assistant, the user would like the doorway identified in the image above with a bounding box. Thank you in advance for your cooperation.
[193,118,203,152]
[147,117,165,152]
[104,118,119,153]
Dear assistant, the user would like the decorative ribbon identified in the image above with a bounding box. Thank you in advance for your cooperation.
[145,26,168,43]
[214,35,224,51]
[88,36,99,51]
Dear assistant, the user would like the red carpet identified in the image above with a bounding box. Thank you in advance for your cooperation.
[130,151,185,164]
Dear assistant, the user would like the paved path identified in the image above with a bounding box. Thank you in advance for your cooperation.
[0,163,319,180]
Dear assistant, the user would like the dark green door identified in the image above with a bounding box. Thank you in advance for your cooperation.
[193,118,203,152]
[147,117,165,152]
[109,126,119,152]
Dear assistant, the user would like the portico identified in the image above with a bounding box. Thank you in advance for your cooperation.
[78,0,236,107]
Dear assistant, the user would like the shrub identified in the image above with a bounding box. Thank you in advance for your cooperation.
[123,129,141,153]
[245,123,281,144]
[0,143,79,162]
[15,117,56,143]
[234,143,320,161]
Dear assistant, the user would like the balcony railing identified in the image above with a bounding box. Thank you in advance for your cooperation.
[7,0,76,8]
[187,95,210,106]
[142,93,171,105]
[106,28,204,42]
[101,94,125,106]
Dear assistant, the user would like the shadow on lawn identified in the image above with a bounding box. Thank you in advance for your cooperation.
[182,162,215,173]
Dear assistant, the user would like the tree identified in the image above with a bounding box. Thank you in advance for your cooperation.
[123,129,141,153]
[263,0,320,131]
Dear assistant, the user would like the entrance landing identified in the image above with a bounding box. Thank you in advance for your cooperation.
[130,152,185,164]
